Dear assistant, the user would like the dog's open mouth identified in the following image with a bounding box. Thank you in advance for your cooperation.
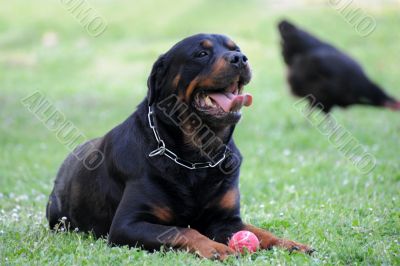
[193,82,253,118]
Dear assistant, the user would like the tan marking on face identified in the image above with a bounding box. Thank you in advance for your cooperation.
[226,39,237,50]
[211,57,227,75]
[197,77,215,88]
[172,74,181,88]
[177,89,185,101]
[185,74,218,103]
[185,76,215,102]
[202,40,214,49]
[184,57,227,103]
[219,188,238,209]
[152,206,173,223]
[185,77,199,102]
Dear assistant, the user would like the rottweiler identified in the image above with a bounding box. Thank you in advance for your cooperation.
[46,33,313,260]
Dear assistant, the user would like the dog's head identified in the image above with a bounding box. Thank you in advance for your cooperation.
[148,34,252,127]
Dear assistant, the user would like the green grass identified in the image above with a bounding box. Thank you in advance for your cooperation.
[1,0,399,265]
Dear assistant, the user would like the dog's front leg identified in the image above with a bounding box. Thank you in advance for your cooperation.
[108,185,235,260]
[109,222,234,260]
[243,224,314,254]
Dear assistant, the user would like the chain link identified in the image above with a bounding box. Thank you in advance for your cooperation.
[147,106,227,170]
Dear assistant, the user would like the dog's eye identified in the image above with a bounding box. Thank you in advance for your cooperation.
[196,51,209,58]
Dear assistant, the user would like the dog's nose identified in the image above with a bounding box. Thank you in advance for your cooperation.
[228,52,248,68]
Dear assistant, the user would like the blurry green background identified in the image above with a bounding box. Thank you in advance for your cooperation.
[1,0,399,265]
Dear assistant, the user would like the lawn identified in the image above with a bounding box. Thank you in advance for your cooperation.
[1,0,399,265]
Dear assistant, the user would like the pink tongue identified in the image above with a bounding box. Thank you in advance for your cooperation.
[208,92,253,112]
[385,101,400,111]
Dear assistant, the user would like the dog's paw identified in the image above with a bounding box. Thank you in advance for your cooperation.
[278,239,315,255]
[194,239,236,260]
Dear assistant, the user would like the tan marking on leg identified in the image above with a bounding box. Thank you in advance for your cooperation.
[219,188,239,209]
[152,206,173,223]
[244,224,279,249]
[177,229,235,260]
[244,224,314,253]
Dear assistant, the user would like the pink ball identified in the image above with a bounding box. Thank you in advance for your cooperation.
[228,230,260,254]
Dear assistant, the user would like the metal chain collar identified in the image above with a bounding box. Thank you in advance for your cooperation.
[147,106,227,170]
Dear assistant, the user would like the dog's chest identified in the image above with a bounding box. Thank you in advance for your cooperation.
[172,176,225,223]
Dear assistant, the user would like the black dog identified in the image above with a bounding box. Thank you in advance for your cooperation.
[46,34,313,260]
[278,20,400,113]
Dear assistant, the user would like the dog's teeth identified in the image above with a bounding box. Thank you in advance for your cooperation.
[205,96,213,107]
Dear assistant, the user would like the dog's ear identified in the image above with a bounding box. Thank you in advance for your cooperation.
[147,54,167,106]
